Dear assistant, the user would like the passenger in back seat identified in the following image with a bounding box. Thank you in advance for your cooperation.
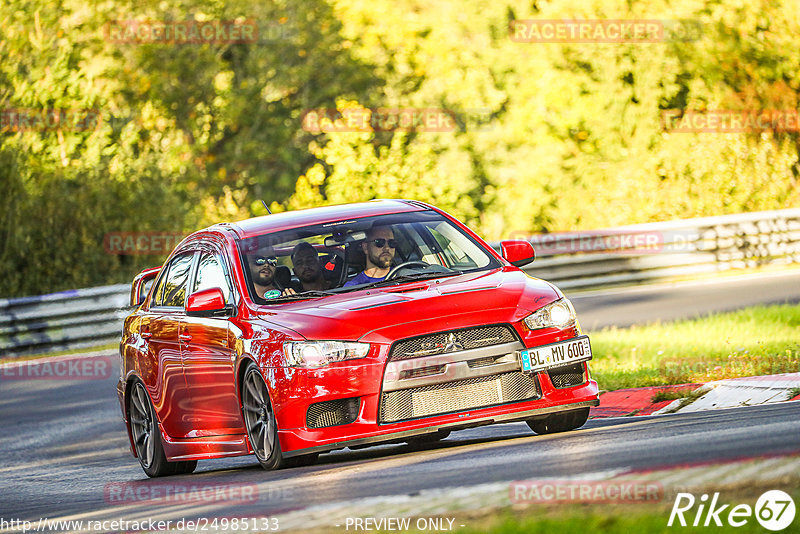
[291,242,333,292]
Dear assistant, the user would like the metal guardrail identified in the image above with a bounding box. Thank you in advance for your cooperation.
[0,285,130,357]
[520,208,800,289]
[1,209,799,358]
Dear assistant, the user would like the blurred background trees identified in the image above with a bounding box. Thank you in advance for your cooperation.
[1,0,798,296]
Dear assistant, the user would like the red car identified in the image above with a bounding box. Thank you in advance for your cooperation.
[118,199,599,477]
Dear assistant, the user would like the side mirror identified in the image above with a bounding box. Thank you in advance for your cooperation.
[186,287,231,317]
[500,240,535,268]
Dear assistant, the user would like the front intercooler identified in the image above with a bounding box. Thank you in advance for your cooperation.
[378,324,541,423]
[379,371,541,423]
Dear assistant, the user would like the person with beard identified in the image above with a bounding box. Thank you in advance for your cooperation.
[343,226,397,287]
[246,247,285,300]
[290,242,332,292]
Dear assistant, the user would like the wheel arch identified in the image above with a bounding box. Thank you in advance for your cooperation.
[123,373,141,458]
[123,372,169,459]
[236,357,258,404]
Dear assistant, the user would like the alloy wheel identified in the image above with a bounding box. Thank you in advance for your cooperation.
[242,367,277,462]
[130,382,156,468]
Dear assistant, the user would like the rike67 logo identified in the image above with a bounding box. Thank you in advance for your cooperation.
[668,490,796,531]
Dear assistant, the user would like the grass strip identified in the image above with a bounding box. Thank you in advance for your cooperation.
[587,304,800,391]
[400,481,800,534]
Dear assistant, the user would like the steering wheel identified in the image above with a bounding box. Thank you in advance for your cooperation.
[384,261,430,280]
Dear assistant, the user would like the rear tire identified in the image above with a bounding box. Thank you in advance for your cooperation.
[526,408,590,435]
[129,381,197,477]
[173,460,198,475]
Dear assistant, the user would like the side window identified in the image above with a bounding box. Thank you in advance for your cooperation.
[151,271,168,307]
[160,253,194,308]
[193,253,232,303]
[141,277,155,302]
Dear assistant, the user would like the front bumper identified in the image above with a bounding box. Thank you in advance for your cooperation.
[282,391,599,457]
[272,335,599,457]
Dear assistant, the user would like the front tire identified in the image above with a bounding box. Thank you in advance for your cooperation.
[527,407,590,435]
[129,381,197,477]
[241,363,290,470]
[405,429,451,445]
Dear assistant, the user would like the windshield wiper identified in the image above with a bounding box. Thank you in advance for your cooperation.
[266,290,337,302]
[362,269,462,289]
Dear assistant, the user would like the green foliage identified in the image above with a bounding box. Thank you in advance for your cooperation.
[457,511,777,534]
[0,0,381,296]
[315,0,800,236]
[287,105,486,226]
[2,0,799,296]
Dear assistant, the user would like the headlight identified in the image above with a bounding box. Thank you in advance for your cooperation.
[283,341,370,368]
[523,298,577,330]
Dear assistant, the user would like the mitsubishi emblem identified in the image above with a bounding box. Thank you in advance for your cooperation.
[444,333,465,353]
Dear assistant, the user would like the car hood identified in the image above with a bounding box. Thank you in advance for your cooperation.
[255,268,561,342]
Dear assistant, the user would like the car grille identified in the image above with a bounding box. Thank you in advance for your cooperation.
[389,325,518,361]
[306,397,360,428]
[548,363,587,389]
[467,355,503,368]
[379,372,540,423]
[400,365,446,380]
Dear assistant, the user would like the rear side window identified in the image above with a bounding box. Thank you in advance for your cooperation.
[154,253,194,308]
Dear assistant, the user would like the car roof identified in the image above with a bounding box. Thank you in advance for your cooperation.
[213,199,430,239]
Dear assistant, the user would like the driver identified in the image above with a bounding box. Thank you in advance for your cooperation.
[343,226,397,287]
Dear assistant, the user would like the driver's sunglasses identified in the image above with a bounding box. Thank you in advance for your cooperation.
[252,256,278,266]
[369,238,398,249]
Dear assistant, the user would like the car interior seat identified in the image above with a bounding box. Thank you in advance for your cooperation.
[274,265,301,292]
[319,253,344,287]
[343,242,366,283]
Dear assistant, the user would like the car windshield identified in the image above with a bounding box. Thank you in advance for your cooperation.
[236,210,499,303]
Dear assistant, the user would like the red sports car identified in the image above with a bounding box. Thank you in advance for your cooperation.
[117,199,599,477]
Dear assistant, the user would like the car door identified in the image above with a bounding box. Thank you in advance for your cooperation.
[140,251,196,440]
[180,250,244,436]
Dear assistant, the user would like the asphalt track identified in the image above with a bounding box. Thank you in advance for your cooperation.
[2,270,800,530]
[569,268,800,330]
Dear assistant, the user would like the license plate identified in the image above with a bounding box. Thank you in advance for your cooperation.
[519,336,592,373]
